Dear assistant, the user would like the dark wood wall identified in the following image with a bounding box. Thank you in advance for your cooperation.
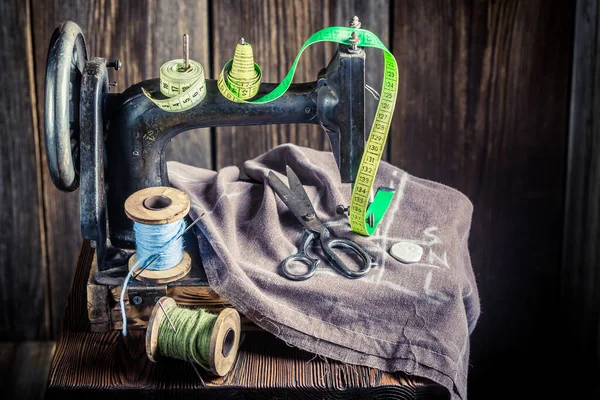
[392,1,575,397]
[1,0,594,397]
[562,0,600,393]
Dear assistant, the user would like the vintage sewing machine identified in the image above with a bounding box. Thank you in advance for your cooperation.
[45,20,368,332]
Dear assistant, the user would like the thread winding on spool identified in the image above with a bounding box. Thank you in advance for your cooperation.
[124,186,192,282]
[120,187,193,336]
[147,297,241,376]
[132,220,185,270]
[217,38,262,102]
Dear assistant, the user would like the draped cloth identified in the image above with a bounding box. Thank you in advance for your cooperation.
[169,144,480,399]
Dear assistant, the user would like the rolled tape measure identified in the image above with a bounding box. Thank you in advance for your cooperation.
[218,27,399,236]
[142,59,207,112]
[217,40,262,103]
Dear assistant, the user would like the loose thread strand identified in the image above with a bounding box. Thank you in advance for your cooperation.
[120,219,186,336]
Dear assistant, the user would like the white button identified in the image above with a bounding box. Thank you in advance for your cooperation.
[389,242,423,264]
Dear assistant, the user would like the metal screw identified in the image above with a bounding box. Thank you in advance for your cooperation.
[109,81,118,87]
[302,213,315,221]
[153,296,161,303]
[350,16,361,29]
[132,150,140,156]
[106,59,122,71]
[336,205,349,215]
[349,32,360,51]
[305,107,311,114]
[132,296,143,305]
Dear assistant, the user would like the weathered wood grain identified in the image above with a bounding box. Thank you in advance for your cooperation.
[0,0,49,340]
[0,342,17,388]
[47,242,448,399]
[212,0,391,169]
[561,0,600,396]
[391,0,574,398]
[12,341,56,400]
[31,0,211,337]
[0,341,56,400]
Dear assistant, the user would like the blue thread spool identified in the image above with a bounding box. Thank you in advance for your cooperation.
[124,187,192,283]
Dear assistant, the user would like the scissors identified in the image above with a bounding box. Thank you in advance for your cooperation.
[267,166,373,281]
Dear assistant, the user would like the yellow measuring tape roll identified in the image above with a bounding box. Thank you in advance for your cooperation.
[142,59,207,112]
[217,40,262,103]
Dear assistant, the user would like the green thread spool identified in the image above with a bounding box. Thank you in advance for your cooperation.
[146,297,241,376]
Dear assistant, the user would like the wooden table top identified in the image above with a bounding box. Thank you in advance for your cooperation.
[46,241,449,399]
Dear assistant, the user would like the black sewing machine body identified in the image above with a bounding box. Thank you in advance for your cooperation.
[45,21,366,283]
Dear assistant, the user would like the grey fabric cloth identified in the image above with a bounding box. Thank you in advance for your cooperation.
[168,144,480,400]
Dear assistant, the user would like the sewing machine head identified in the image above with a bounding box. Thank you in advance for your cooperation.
[44,20,366,271]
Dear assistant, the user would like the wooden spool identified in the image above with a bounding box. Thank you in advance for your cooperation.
[124,186,192,284]
[146,297,241,377]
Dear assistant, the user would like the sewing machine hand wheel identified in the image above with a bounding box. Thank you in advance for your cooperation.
[44,21,88,192]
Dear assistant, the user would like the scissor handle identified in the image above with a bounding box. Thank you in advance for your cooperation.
[280,232,320,281]
[321,236,372,279]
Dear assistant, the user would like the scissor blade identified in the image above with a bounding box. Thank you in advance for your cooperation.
[267,171,314,228]
[285,166,316,215]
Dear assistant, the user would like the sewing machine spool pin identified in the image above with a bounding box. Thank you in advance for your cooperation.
[45,20,367,272]
[183,34,190,71]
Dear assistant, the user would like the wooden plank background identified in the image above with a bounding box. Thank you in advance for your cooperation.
[0,0,49,340]
[0,0,593,396]
[391,1,576,398]
[562,0,600,392]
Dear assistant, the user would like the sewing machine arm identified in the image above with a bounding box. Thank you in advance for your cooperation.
[45,21,366,270]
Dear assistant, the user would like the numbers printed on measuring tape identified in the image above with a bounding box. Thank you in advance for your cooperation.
[361,165,374,174]
[356,186,368,195]
[349,32,399,235]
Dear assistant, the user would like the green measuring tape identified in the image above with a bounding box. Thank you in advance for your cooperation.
[144,27,398,236]
[218,27,399,236]
[142,59,207,112]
